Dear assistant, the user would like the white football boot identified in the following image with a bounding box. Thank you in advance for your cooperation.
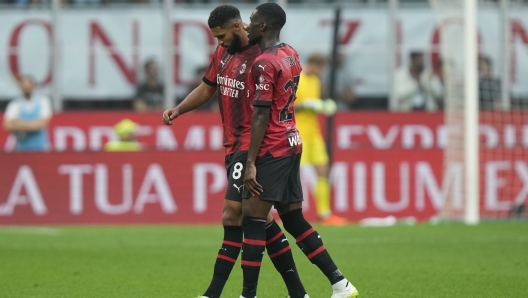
[330,279,359,298]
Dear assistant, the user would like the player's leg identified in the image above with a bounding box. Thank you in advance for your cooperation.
[241,152,306,297]
[314,163,347,226]
[309,135,347,226]
[202,202,306,298]
[277,154,358,298]
[313,163,332,218]
[201,199,243,298]
[200,153,244,298]
[240,196,273,298]
[264,212,307,298]
[240,153,308,298]
[203,152,306,298]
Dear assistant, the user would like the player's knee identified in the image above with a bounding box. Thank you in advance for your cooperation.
[222,206,242,226]
[279,207,308,235]
[279,212,295,233]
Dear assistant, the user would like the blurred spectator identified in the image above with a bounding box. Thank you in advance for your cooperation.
[104,119,142,151]
[322,52,357,110]
[177,65,218,111]
[175,0,259,3]
[11,0,41,8]
[3,75,52,151]
[431,59,445,109]
[134,59,164,112]
[478,56,502,110]
[393,51,442,111]
[69,0,102,7]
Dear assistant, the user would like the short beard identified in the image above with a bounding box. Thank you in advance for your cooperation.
[226,33,242,55]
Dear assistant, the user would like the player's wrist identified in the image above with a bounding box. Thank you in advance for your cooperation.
[173,106,182,116]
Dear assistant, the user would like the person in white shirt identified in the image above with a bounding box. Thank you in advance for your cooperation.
[3,75,52,151]
[393,51,443,112]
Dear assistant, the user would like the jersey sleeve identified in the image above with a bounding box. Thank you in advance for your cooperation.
[4,100,18,120]
[251,58,277,107]
[202,46,222,87]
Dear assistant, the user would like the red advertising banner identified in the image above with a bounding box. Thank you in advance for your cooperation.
[0,112,224,152]
[1,111,527,225]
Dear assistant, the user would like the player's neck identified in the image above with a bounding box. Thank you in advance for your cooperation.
[304,66,316,76]
[259,36,281,52]
[146,78,159,87]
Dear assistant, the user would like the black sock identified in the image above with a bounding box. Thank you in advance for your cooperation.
[280,209,345,285]
[203,226,242,298]
[241,217,266,298]
[265,220,306,298]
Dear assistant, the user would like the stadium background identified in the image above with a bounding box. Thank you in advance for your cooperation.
[1,0,528,224]
[1,1,528,297]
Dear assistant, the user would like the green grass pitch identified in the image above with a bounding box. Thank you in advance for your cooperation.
[1,222,527,297]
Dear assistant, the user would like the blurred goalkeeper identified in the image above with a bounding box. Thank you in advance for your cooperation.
[295,53,347,226]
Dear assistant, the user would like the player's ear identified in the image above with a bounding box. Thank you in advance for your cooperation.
[233,21,242,32]
[260,21,267,32]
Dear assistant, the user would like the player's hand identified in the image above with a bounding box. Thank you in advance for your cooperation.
[303,99,324,112]
[162,108,179,125]
[323,99,337,116]
[244,163,263,197]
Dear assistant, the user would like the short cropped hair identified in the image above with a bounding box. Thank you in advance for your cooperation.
[255,2,286,30]
[307,53,328,66]
[208,5,241,29]
[410,51,424,60]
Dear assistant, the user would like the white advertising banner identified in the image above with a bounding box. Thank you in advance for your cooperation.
[0,7,527,99]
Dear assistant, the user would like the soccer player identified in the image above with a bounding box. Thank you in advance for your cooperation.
[161,5,307,298]
[241,3,359,298]
[294,53,347,226]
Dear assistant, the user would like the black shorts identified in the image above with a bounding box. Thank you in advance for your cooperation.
[243,152,303,207]
[224,151,248,202]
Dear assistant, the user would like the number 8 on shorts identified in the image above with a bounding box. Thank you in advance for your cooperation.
[232,162,243,179]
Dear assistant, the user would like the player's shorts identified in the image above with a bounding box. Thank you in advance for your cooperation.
[299,132,329,166]
[224,151,248,202]
[243,152,303,207]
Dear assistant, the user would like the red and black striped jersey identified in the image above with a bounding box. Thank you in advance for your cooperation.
[203,44,261,155]
[248,43,303,157]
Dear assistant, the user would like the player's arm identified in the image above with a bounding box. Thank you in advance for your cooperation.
[294,79,336,116]
[244,105,269,196]
[244,59,276,196]
[2,101,50,132]
[162,82,216,125]
[4,119,46,132]
[294,98,336,116]
[163,46,221,125]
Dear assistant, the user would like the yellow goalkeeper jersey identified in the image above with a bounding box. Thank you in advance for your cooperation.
[295,72,322,136]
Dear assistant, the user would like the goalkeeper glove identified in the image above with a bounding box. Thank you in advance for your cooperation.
[322,98,337,116]
[301,98,325,112]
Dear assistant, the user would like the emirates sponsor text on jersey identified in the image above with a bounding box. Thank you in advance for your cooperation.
[216,74,246,98]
